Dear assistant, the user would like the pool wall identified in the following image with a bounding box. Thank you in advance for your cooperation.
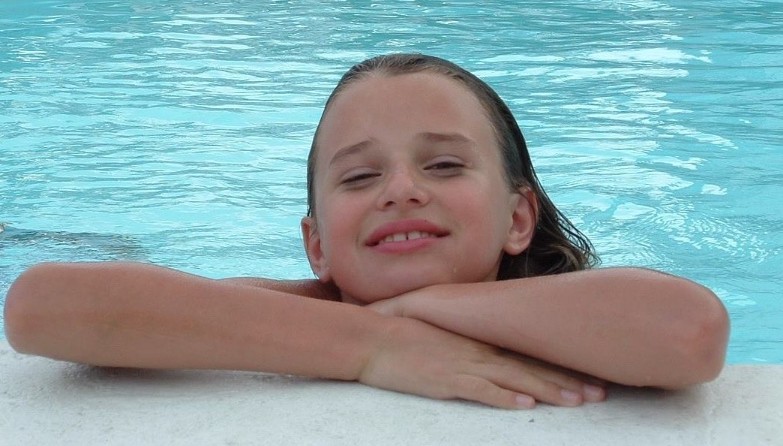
[1,340,781,445]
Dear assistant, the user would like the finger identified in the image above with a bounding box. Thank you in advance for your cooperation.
[582,383,607,402]
[480,361,587,407]
[527,363,606,402]
[449,374,537,410]
[524,365,607,403]
[536,363,608,389]
[499,354,607,403]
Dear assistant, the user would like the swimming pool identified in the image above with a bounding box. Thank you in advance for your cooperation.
[1,0,781,363]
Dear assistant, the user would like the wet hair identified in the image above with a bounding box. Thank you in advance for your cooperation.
[306,53,598,278]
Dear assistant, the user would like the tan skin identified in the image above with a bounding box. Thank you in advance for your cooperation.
[4,72,729,409]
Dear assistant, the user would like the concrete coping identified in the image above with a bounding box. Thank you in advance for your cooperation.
[1,342,781,445]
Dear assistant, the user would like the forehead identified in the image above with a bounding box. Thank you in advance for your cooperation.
[314,72,497,163]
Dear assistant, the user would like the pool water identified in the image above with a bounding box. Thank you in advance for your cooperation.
[1,0,781,363]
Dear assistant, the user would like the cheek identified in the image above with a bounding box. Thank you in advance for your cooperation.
[318,200,359,249]
[471,187,516,239]
[461,180,510,215]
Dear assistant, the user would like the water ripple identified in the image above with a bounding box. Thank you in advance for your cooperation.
[1,0,781,362]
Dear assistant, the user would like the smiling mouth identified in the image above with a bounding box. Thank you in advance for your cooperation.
[375,231,440,246]
[365,219,450,247]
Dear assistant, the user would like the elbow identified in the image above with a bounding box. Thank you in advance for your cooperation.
[664,284,730,388]
[4,263,61,354]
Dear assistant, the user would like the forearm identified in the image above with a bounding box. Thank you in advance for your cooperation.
[4,262,382,380]
[219,276,340,301]
[399,268,729,388]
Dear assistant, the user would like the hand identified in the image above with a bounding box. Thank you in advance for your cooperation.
[359,316,605,409]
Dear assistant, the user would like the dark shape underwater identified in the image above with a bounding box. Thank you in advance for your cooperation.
[0,223,147,261]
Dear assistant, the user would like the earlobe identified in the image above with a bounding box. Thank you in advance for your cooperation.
[503,188,538,255]
[301,217,332,283]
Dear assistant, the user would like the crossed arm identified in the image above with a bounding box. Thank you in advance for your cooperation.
[367,268,729,389]
[3,262,728,409]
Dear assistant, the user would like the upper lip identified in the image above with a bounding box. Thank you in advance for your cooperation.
[365,219,449,246]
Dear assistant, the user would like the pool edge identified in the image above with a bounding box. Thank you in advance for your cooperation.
[1,341,781,445]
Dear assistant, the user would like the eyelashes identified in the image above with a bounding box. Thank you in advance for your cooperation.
[341,171,381,185]
[425,160,465,172]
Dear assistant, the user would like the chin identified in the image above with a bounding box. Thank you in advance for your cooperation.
[341,275,451,305]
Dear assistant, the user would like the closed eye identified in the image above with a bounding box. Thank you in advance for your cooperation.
[341,171,380,185]
[425,160,465,174]
[427,161,463,169]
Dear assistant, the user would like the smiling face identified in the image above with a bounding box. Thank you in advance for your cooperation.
[302,72,537,304]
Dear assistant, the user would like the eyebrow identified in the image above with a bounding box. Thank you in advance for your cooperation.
[417,132,475,147]
[328,139,375,167]
[327,132,476,167]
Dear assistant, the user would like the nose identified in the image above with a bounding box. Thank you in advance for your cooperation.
[376,166,430,210]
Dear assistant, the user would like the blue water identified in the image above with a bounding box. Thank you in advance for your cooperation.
[1,0,781,363]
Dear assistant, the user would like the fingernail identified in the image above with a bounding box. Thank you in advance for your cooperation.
[560,389,582,405]
[584,384,605,402]
[515,394,535,409]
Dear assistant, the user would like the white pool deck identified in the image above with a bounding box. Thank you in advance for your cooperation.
[1,342,781,446]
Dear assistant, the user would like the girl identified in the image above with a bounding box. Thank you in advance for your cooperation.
[4,54,729,410]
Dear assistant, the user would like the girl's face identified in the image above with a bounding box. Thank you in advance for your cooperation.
[303,72,536,304]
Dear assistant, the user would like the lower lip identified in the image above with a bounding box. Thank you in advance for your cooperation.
[370,237,440,254]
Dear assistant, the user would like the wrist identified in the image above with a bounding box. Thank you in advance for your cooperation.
[350,309,401,381]
[399,283,451,320]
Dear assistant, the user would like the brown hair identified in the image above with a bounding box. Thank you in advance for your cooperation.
[306,53,598,278]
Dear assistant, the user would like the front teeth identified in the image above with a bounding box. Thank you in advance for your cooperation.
[381,231,435,244]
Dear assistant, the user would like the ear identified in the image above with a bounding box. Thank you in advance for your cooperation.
[301,217,332,283]
[503,187,538,255]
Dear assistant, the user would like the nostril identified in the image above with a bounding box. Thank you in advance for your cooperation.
[382,195,422,208]
[377,171,429,209]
